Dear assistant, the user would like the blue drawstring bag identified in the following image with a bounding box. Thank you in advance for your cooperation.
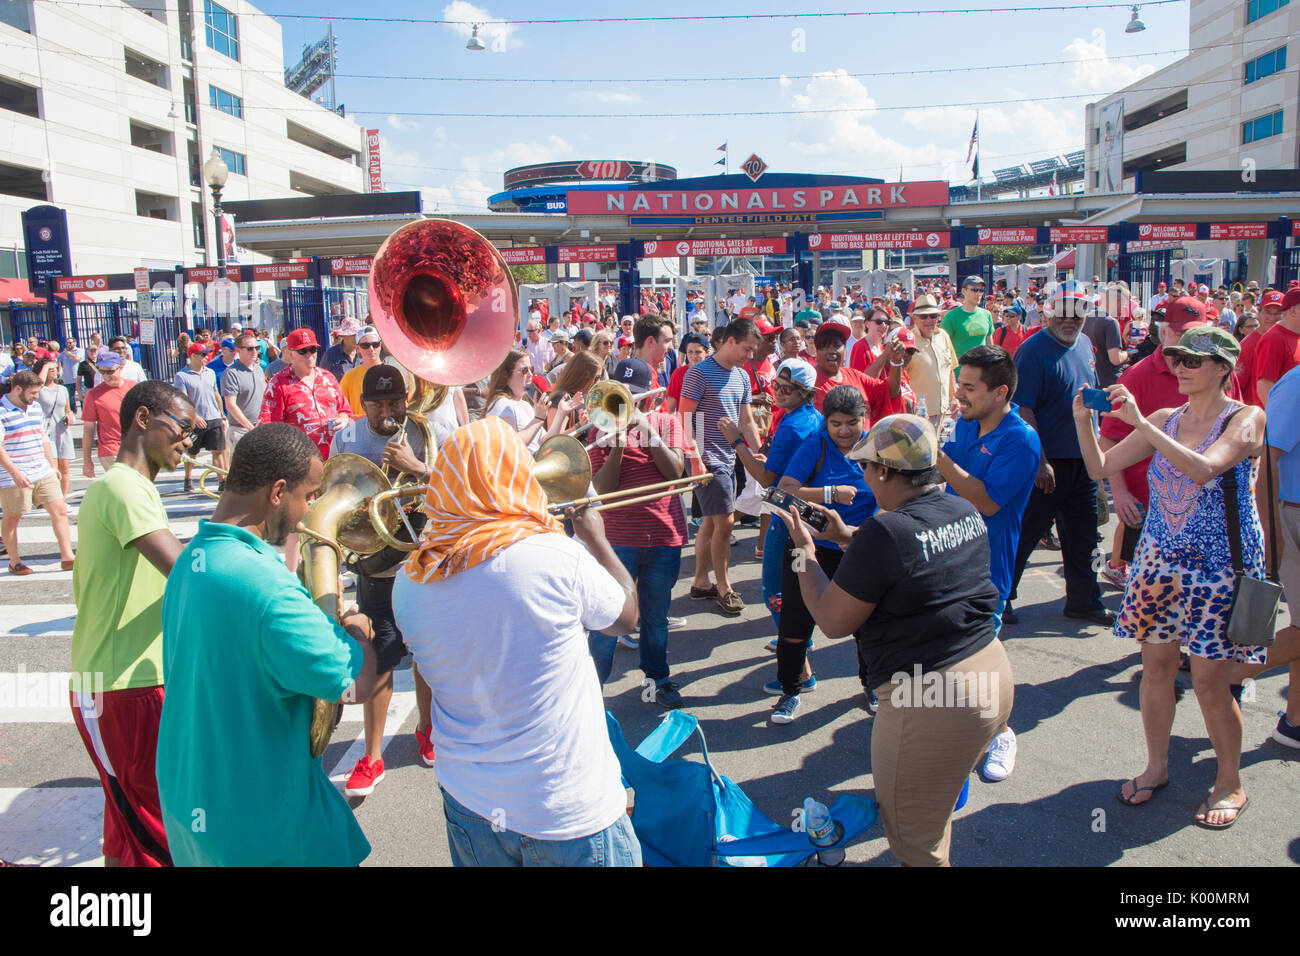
[607,710,878,867]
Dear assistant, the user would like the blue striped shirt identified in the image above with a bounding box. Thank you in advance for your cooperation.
[681,356,751,467]
[0,395,53,487]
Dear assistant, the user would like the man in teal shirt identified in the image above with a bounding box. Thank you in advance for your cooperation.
[156,423,380,866]
[941,275,994,368]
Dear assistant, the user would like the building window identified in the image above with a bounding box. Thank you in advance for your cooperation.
[1245,46,1287,83]
[1247,0,1289,22]
[1241,110,1284,144]
[208,85,243,118]
[204,0,239,60]
[216,146,246,175]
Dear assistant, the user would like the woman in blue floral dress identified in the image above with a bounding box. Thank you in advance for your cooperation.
[1073,326,1267,830]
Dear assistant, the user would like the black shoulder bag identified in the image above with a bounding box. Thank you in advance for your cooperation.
[1220,410,1281,647]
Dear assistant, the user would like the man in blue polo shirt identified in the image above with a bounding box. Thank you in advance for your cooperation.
[938,344,1041,782]
[1006,280,1110,627]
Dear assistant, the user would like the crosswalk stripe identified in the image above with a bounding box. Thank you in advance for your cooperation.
[0,671,80,722]
[0,605,77,638]
[12,520,203,550]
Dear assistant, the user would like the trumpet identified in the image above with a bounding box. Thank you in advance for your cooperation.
[180,455,227,500]
[567,384,668,439]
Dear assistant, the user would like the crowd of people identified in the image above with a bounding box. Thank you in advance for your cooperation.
[2,267,1297,868]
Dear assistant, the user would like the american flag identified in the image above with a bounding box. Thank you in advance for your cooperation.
[1049,170,1058,196]
[965,118,978,163]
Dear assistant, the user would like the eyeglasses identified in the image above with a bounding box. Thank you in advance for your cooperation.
[1171,355,1204,369]
[359,342,382,350]
[238,345,257,351]
[296,347,319,356]
[158,410,197,440]
[774,383,800,396]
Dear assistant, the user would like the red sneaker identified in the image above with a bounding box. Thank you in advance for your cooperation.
[414,726,436,767]
[344,755,385,796]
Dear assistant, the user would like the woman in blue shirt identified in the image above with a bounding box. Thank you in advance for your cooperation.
[768,384,877,724]
[720,358,822,640]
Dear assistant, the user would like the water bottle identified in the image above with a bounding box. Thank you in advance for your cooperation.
[916,396,928,420]
[803,797,845,866]
[940,412,957,446]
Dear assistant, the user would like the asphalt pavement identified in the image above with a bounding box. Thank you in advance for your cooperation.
[1,446,1295,866]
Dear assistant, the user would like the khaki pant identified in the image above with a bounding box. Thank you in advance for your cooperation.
[0,473,64,515]
[871,638,1014,867]
[1279,502,1300,609]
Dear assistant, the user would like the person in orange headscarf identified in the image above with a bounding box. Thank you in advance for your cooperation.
[391,416,640,866]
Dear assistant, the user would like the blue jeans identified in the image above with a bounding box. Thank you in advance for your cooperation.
[761,519,788,629]
[441,787,642,867]
[589,545,681,685]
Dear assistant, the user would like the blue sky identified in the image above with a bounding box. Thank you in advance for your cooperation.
[265,0,1192,212]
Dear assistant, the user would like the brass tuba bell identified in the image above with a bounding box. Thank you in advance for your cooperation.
[368,219,518,386]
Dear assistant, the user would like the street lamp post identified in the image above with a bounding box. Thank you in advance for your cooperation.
[202,148,230,278]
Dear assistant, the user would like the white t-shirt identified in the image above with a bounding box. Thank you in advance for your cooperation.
[392,533,627,840]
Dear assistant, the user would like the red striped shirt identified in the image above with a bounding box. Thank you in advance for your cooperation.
[586,411,688,548]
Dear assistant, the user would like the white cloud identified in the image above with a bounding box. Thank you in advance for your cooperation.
[386,114,419,132]
[441,1,520,52]
[1062,29,1157,91]
[570,90,644,105]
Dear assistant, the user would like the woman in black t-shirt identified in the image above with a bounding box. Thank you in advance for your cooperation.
[776,413,1014,867]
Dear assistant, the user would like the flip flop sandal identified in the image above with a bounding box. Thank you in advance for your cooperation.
[689,585,719,600]
[1117,778,1168,806]
[1194,795,1248,830]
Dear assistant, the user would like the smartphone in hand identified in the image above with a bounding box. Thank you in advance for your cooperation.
[1081,387,1113,413]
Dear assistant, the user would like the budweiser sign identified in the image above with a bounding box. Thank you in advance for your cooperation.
[976,227,1038,245]
[1048,227,1109,244]
[568,181,949,216]
[807,231,949,251]
[1136,223,1197,241]
[641,238,787,258]
[1207,223,1267,240]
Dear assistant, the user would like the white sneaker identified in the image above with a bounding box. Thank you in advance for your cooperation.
[667,616,686,630]
[982,729,1017,782]
[617,634,639,649]
[338,570,357,589]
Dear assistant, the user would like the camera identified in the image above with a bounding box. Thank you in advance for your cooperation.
[760,486,829,532]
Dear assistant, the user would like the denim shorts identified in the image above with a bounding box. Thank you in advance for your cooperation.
[440,787,642,867]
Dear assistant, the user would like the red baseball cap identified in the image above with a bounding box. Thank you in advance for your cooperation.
[186,342,211,357]
[1164,296,1210,332]
[889,327,919,352]
[1283,288,1300,311]
[530,374,551,393]
[1259,290,1284,310]
[286,328,319,351]
[753,317,782,337]
[616,336,634,347]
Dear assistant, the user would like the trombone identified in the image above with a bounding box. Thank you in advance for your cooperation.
[180,455,227,500]
[566,382,668,440]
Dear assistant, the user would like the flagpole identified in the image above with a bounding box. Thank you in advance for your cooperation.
[975,111,981,203]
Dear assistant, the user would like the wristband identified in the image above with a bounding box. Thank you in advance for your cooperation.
[731,436,744,448]
[824,485,834,505]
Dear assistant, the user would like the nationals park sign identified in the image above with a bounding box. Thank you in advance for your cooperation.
[566,181,949,217]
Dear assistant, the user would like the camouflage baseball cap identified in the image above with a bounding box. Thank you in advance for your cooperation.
[848,414,938,470]
[1161,326,1241,368]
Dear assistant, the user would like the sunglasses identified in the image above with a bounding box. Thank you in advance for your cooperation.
[1170,355,1205,369]
[359,341,382,349]
[774,382,800,395]
[296,347,319,356]
[238,345,257,351]
[159,410,197,440]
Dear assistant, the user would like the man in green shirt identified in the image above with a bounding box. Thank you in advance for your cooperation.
[941,275,995,368]
[69,380,200,867]
[156,422,380,866]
